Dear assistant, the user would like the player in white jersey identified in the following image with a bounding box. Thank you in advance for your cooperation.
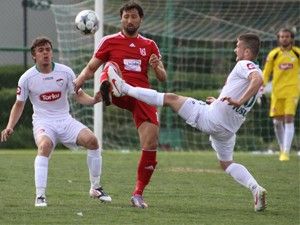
[0,37,111,207]
[107,33,267,212]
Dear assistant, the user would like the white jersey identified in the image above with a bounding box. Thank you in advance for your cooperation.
[17,62,76,121]
[209,60,262,133]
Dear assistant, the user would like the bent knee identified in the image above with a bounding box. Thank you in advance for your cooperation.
[83,135,99,149]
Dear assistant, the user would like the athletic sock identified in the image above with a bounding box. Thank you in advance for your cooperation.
[273,119,284,151]
[87,149,102,189]
[133,150,157,196]
[225,163,259,193]
[283,123,294,154]
[125,85,164,106]
[35,155,49,197]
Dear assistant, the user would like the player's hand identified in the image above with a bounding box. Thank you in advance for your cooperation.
[206,96,216,104]
[93,91,102,104]
[73,76,85,94]
[149,54,160,69]
[221,97,241,107]
[1,128,14,142]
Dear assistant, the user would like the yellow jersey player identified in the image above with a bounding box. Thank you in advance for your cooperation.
[263,28,300,161]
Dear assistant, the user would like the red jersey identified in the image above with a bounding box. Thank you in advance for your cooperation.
[94,32,161,88]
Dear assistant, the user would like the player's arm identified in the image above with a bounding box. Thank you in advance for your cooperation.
[74,57,104,93]
[222,71,263,107]
[262,53,274,86]
[149,54,167,82]
[73,89,102,105]
[1,100,25,142]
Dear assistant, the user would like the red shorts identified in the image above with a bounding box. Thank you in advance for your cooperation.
[112,95,159,128]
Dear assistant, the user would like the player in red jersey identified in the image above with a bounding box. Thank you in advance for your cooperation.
[74,1,167,208]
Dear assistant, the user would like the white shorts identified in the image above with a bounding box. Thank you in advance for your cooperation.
[32,116,87,150]
[178,98,236,161]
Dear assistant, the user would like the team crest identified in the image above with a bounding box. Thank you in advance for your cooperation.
[246,63,255,70]
[56,78,64,86]
[139,48,146,56]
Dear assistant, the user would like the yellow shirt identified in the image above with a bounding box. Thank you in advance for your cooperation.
[263,46,300,98]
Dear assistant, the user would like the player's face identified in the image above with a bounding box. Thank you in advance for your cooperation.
[234,40,247,61]
[278,31,293,48]
[33,43,53,67]
[121,8,142,37]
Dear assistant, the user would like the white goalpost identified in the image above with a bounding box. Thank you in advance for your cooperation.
[94,0,103,149]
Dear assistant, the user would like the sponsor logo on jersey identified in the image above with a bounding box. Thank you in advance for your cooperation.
[279,63,293,70]
[129,43,135,47]
[43,77,53,80]
[16,86,21,95]
[246,63,256,70]
[56,78,64,86]
[123,59,142,72]
[39,91,61,101]
[139,48,146,56]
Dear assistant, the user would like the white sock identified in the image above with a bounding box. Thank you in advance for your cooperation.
[225,163,259,193]
[273,119,284,151]
[87,149,101,189]
[34,155,49,197]
[283,123,294,153]
[125,84,164,106]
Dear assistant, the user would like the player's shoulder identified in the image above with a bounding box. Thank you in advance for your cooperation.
[236,60,261,73]
[268,47,281,57]
[137,34,155,43]
[292,46,300,51]
[19,65,39,82]
[102,32,123,42]
[237,60,257,68]
[291,46,300,57]
[53,62,74,74]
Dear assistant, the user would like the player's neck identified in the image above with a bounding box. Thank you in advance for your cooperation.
[36,62,54,74]
[280,45,292,51]
[122,30,138,38]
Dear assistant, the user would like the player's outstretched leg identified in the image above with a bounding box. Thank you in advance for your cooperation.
[107,62,124,97]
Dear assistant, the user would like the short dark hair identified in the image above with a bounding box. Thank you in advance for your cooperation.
[120,1,144,18]
[238,33,260,58]
[30,36,53,56]
[277,28,295,39]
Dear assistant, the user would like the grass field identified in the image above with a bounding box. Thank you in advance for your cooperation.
[0,150,299,225]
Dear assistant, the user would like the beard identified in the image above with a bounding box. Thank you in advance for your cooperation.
[124,25,139,36]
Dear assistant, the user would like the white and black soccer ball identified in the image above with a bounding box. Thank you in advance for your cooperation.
[75,10,99,35]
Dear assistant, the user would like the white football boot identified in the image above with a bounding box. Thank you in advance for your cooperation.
[35,195,47,207]
[89,187,112,203]
[107,64,125,97]
[253,186,267,212]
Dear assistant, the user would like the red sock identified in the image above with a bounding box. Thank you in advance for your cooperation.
[133,150,157,196]
[100,68,108,84]
[100,61,121,84]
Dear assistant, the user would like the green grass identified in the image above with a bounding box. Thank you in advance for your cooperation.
[0,150,299,225]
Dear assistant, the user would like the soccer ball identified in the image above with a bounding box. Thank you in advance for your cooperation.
[75,10,99,35]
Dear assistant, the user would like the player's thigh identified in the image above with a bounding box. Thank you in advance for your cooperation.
[284,97,299,115]
[138,121,159,149]
[210,131,236,161]
[33,120,57,151]
[177,98,209,131]
[270,97,284,117]
[58,118,87,149]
